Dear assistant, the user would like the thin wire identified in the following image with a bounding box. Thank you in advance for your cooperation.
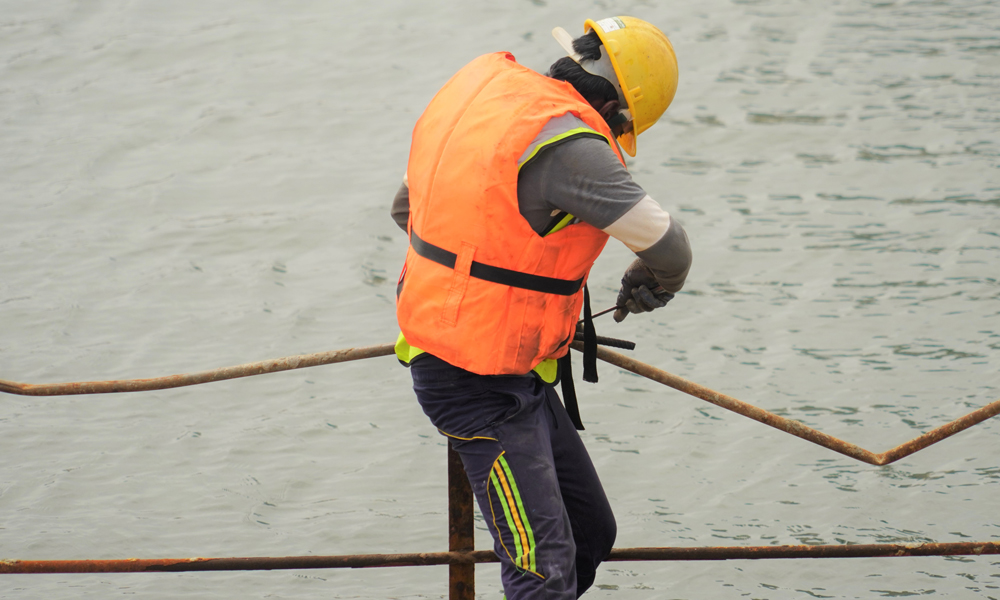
[578,305,620,323]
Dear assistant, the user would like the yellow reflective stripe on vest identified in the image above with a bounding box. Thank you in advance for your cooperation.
[532,357,558,383]
[395,331,425,364]
[545,213,576,236]
[396,332,559,384]
[516,126,612,171]
[518,120,615,237]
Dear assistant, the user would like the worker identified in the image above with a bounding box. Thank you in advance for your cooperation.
[391,16,691,599]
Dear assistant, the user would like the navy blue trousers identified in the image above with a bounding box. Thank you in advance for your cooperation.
[411,355,616,599]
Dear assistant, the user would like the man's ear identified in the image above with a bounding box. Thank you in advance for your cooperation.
[595,100,621,121]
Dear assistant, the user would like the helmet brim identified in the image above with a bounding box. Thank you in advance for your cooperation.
[617,130,636,157]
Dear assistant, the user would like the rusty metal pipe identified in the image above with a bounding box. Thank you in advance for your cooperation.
[2,542,996,574]
[0,344,396,396]
[607,541,1000,561]
[3,340,998,467]
[448,442,476,600]
[876,399,1000,464]
[0,551,498,574]
[572,342,1000,466]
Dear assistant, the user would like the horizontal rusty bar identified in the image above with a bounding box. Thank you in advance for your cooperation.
[608,541,1000,561]
[0,344,396,396]
[573,342,1000,466]
[0,551,498,574]
[0,338,626,397]
[3,542,996,574]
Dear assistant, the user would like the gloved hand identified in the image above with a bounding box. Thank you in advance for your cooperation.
[613,258,674,322]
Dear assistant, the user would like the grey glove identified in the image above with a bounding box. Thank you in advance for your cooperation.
[613,258,674,322]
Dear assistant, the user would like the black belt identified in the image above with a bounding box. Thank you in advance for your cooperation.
[410,231,583,296]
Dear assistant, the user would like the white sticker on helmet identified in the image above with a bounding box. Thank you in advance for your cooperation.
[595,17,625,32]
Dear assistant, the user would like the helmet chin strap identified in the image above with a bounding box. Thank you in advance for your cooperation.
[605,112,629,129]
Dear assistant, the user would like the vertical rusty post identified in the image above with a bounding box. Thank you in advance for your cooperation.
[448,441,475,600]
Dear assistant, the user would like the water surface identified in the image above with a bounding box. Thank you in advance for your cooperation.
[1,0,998,598]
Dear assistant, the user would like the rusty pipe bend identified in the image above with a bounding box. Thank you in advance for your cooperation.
[569,342,1000,467]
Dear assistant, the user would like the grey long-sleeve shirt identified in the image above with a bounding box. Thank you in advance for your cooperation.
[392,135,691,293]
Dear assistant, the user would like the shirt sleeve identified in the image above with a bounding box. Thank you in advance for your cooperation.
[391,180,409,233]
[517,137,692,293]
[516,136,647,230]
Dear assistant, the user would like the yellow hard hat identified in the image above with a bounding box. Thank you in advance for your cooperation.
[582,17,678,156]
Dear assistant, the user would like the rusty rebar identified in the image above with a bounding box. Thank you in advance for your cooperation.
[0,344,396,396]
[2,542,996,574]
[2,341,997,467]
[448,442,475,600]
[574,342,1000,466]
[607,541,1000,561]
[0,551,497,574]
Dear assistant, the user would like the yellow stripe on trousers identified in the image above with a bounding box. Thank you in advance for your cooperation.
[491,456,533,572]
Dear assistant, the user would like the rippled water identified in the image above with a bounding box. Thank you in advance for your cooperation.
[1,1,998,598]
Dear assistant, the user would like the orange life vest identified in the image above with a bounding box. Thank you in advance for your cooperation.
[396,52,626,376]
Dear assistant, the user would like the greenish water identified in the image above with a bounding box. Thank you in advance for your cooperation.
[1,1,998,598]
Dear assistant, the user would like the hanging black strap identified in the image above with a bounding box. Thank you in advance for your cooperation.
[582,284,598,383]
[558,285,599,431]
[558,353,584,430]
